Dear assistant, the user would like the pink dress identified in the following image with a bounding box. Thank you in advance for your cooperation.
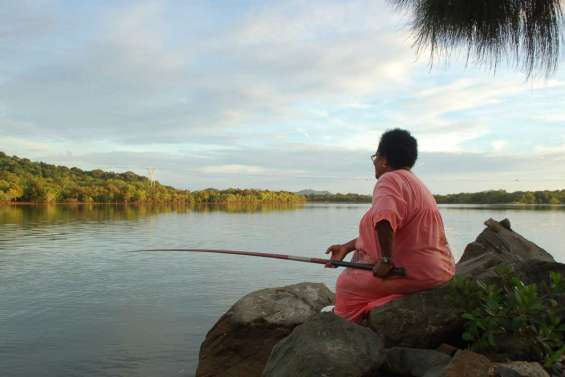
[334,169,455,322]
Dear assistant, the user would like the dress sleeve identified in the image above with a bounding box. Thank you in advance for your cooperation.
[369,173,407,232]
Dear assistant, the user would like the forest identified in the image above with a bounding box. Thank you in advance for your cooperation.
[303,193,372,203]
[0,152,305,204]
[306,189,565,205]
[434,189,565,205]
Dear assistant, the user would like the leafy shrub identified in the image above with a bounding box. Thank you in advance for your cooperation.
[450,267,565,367]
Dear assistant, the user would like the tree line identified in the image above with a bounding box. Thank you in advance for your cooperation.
[2,152,562,205]
[0,152,305,204]
[304,193,372,203]
[306,189,565,205]
[434,189,565,205]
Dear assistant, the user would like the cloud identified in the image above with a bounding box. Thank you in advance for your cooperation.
[199,164,268,175]
[0,1,56,42]
[491,140,507,152]
[0,1,564,194]
[0,0,419,145]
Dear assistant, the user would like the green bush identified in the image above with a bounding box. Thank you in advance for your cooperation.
[450,267,565,367]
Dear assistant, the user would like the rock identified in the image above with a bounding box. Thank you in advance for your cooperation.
[456,218,554,279]
[437,344,459,356]
[383,347,451,377]
[368,283,464,348]
[493,362,550,377]
[442,350,492,377]
[196,282,334,377]
[512,260,565,287]
[492,366,523,377]
[262,312,385,377]
[368,218,564,349]
[486,333,544,362]
[423,365,448,377]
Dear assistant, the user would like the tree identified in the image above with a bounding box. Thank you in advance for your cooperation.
[0,151,306,204]
[391,0,563,76]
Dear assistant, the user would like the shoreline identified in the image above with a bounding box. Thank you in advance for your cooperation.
[2,201,564,208]
[0,200,306,206]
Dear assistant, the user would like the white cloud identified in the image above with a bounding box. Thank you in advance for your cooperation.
[534,142,565,160]
[491,140,507,152]
[0,1,564,194]
[199,164,267,175]
[0,0,421,146]
[417,123,489,152]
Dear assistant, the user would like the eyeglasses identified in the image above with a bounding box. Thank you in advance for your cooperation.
[370,153,379,163]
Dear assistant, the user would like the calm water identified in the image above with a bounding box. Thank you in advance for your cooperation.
[1,203,564,377]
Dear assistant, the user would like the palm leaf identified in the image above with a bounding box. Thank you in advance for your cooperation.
[390,0,563,76]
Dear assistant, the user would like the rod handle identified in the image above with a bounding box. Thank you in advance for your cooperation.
[329,260,406,276]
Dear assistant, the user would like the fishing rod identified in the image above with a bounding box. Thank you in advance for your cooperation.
[130,248,406,276]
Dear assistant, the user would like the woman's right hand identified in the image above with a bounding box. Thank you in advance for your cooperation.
[325,244,350,268]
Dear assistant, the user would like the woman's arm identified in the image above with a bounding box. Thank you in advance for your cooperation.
[342,238,358,253]
[376,220,393,258]
[325,238,357,266]
[373,220,395,277]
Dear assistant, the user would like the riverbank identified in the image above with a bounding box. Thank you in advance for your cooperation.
[196,218,565,377]
[0,199,306,206]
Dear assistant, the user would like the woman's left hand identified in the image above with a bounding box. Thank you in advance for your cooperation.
[373,259,394,278]
[325,244,350,268]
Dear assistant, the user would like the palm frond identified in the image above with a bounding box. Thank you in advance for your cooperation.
[390,0,563,76]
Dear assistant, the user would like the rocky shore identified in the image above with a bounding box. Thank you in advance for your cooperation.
[196,219,565,377]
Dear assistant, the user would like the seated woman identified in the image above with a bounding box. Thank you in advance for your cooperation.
[326,129,455,322]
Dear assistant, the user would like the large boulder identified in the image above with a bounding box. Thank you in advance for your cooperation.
[368,218,564,349]
[196,282,334,377]
[456,218,554,279]
[383,347,452,377]
[493,362,550,377]
[368,284,462,348]
[429,350,492,377]
[262,312,385,377]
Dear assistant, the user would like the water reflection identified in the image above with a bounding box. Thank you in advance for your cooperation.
[189,202,305,213]
[0,202,306,225]
[439,204,565,211]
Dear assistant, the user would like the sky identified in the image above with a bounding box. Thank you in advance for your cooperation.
[1,0,564,195]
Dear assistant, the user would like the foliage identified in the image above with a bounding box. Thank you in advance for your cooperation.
[450,267,565,367]
[304,193,372,203]
[435,189,565,205]
[0,152,305,204]
[390,0,563,76]
[306,189,565,204]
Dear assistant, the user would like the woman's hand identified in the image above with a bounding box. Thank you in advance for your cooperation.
[325,244,349,268]
[372,259,395,278]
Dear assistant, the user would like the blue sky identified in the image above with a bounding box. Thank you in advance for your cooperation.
[1,0,564,194]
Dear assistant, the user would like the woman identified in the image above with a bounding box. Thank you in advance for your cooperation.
[326,129,455,322]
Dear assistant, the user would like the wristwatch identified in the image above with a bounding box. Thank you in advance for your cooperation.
[381,256,392,264]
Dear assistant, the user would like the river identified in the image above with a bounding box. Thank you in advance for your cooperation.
[1,203,564,377]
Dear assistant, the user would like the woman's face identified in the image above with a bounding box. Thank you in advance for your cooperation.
[372,153,390,179]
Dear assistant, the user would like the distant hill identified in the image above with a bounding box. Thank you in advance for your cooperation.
[296,189,332,196]
[0,151,305,204]
[300,191,372,203]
